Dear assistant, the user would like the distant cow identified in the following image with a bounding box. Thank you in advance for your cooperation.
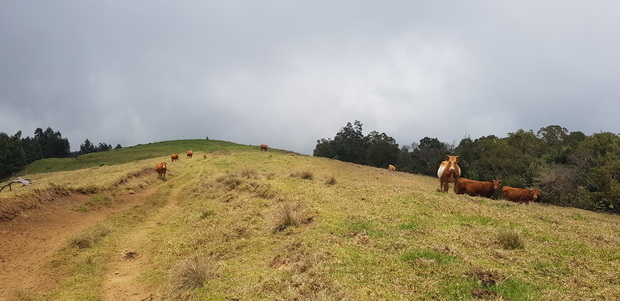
[456,178,502,198]
[260,144,268,151]
[171,153,179,162]
[186,150,193,158]
[155,162,168,180]
[437,155,461,193]
[501,186,541,204]
[388,164,396,172]
[203,154,207,159]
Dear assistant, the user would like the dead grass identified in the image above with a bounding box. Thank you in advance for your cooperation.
[290,170,314,180]
[69,224,112,249]
[272,202,304,233]
[497,227,524,250]
[168,255,218,294]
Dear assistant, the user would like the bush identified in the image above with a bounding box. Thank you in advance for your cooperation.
[168,255,217,293]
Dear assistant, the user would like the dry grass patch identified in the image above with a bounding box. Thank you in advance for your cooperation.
[168,255,218,295]
[69,224,112,249]
[271,202,311,233]
[290,170,314,180]
[325,176,337,185]
[497,227,524,250]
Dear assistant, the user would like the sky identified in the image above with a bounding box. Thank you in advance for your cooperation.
[1,1,620,155]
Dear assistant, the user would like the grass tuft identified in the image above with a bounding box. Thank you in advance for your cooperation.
[498,227,525,250]
[272,203,304,233]
[325,176,337,185]
[290,171,314,180]
[168,255,217,294]
[69,225,111,249]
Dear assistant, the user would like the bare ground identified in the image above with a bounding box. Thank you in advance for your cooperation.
[0,167,174,301]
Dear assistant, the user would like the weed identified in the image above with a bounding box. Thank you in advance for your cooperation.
[200,210,214,219]
[498,227,524,250]
[325,176,337,185]
[168,255,217,294]
[216,173,243,190]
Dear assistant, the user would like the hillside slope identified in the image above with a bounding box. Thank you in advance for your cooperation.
[1,140,619,300]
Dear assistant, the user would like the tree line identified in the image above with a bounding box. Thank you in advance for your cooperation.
[314,121,620,214]
[0,127,120,179]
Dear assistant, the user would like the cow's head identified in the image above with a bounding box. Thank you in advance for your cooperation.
[491,180,502,190]
[445,155,460,171]
[529,189,541,200]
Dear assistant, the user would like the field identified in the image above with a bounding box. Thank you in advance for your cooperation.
[1,139,619,300]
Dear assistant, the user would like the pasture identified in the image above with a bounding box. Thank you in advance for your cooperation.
[1,140,619,300]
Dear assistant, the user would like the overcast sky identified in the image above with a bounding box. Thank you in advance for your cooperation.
[1,1,619,155]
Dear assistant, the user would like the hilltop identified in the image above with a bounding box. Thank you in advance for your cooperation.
[1,140,619,300]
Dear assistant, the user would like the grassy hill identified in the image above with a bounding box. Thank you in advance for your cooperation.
[1,140,619,300]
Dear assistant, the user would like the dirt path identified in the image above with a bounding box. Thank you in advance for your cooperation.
[0,183,160,300]
[102,159,205,301]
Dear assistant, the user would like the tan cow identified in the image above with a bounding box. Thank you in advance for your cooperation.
[155,162,168,180]
[388,164,396,172]
[501,186,541,204]
[171,153,179,162]
[186,150,193,158]
[437,155,461,193]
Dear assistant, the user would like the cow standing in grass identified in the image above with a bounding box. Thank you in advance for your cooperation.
[388,164,396,172]
[260,144,268,151]
[456,178,502,198]
[171,153,179,162]
[155,162,168,180]
[186,150,193,158]
[437,155,461,193]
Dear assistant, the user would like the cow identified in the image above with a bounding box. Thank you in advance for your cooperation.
[455,178,502,198]
[260,144,268,151]
[171,153,179,162]
[186,150,193,158]
[437,155,461,193]
[203,154,207,159]
[501,186,541,204]
[155,162,168,180]
[388,164,396,172]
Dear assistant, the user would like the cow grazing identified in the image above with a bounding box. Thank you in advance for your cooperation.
[186,150,193,158]
[155,162,168,180]
[171,153,179,162]
[501,186,541,204]
[456,178,502,198]
[388,164,396,172]
[260,144,268,151]
[437,155,461,193]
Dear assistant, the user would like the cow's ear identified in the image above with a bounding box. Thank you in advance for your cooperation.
[456,156,461,162]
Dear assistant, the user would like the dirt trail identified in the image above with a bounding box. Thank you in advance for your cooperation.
[102,159,205,301]
[0,183,160,300]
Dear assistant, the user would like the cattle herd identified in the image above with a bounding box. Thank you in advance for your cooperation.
[433,155,541,204]
[155,147,541,204]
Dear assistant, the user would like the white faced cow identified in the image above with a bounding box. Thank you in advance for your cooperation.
[437,155,461,193]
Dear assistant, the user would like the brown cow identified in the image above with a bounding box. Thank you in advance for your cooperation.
[456,178,502,198]
[388,164,396,172]
[171,153,179,162]
[186,150,193,158]
[437,155,461,193]
[260,144,268,151]
[155,162,168,180]
[203,154,207,159]
[501,186,541,204]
